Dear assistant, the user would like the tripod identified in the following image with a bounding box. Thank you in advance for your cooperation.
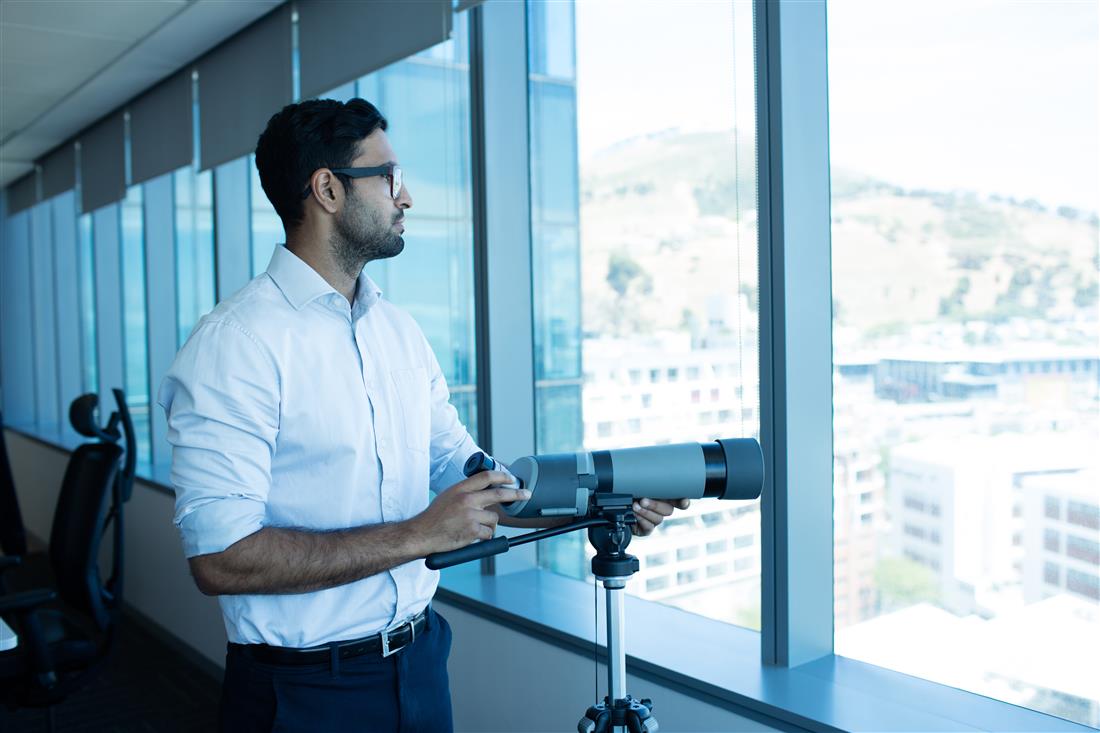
[425,493,659,732]
[577,494,658,733]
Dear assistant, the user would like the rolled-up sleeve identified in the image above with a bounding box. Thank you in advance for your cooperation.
[158,318,280,558]
[423,337,482,494]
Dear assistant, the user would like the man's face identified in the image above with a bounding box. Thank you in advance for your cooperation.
[330,129,413,276]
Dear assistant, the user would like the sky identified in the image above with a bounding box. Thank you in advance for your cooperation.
[572,0,1099,212]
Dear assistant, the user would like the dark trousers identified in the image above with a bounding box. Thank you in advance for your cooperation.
[219,608,454,733]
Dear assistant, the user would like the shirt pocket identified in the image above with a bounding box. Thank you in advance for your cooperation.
[390,367,430,453]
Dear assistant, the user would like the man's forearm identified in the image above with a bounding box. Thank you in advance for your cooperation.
[190,520,428,596]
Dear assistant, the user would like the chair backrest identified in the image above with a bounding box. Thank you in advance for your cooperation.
[48,442,123,631]
[0,411,29,557]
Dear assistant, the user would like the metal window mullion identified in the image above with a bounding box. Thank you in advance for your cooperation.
[756,0,834,668]
[471,1,537,574]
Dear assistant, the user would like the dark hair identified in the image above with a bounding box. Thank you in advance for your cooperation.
[254,97,388,230]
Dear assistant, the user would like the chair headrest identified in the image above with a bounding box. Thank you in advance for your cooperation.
[69,394,102,438]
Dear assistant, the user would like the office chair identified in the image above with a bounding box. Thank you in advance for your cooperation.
[0,389,135,723]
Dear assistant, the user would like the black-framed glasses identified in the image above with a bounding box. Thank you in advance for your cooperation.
[300,164,403,200]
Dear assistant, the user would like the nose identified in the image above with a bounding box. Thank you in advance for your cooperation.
[396,183,412,210]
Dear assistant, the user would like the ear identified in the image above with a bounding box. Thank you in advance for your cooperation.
[306,169,342,215]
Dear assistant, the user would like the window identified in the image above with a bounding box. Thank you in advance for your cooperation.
[1067,501,1100,531]
[676,546,700,562]
[1066,569,1100,600]
[120,186,151,467]
[1066,536,1100,566]
[174,166,215,346]
[77,213,98,394]
[29,201,58,433]
[829,1,1099,725]
[529,0,760,629]
[357,12,478,437]
[249,154,282,278]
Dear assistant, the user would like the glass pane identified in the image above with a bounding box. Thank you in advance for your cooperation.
[78,212,98,395]
[120,186,152,467]
[175,166,216,345]
[529,1,761,629]
[829,1,1099,726]
[358,12,478,439]
[250,154,283,277]
[29,202,59,434]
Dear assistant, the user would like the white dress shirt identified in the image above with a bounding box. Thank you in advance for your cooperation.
[158,244,481,648]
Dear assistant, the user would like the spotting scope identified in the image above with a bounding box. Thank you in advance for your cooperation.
[465,438,763,520]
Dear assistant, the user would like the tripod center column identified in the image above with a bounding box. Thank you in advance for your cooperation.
[603,578,628,704]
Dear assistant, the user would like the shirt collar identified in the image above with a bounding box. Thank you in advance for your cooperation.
[266,244,383,318]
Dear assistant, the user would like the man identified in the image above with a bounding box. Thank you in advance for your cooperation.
[159,98,688,732]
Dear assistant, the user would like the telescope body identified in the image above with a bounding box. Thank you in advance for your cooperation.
[486,438,763,520]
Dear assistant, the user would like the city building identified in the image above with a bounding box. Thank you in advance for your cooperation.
[1021,467,1100,604]
[889,432,1095,616]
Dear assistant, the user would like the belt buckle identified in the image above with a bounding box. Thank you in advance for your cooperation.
[380,615,416,658]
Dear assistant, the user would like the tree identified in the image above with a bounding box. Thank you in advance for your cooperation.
[874,556,938,612]
[606,251,647,297]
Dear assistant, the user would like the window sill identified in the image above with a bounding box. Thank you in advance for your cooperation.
[10,424,1091,732]
[438,568,1093,733]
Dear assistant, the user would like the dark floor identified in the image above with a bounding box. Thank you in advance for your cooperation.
[0,553,221,732]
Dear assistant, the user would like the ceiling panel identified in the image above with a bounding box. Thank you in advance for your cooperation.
[0,1,186,42]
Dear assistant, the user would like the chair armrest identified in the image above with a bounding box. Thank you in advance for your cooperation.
[0,588,56,614]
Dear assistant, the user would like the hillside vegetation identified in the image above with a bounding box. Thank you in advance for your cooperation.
[578,130,1099,342]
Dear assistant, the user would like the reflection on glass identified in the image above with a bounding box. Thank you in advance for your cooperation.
[528,1,761,629]
[120,186,151,466]
[175,166,215,345]
[829,1,1099,725]
[358,12,478,439]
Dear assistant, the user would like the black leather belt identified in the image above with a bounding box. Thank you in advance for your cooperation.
[236,609,428,665]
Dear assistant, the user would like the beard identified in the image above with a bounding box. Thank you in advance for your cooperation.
[330,190,404,279]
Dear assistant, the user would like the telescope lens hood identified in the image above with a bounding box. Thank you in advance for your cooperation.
[715,438,764,500]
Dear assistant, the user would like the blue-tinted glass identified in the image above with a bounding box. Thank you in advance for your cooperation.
[120,186,151,466]
[528,0,575,78]
[29,202,59,434]
[1,211,36,427]
[175,166,216,345]
[358,13,478,439]
[250,154,283,277]
[528,2,762,634]
[78,212,98,395]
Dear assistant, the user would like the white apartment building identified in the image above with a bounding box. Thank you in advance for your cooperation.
[833,368,889,628]
[1020,467,1100,604]
[580,333,761,621]
[581,333,760,450]
[889,432,1094,616]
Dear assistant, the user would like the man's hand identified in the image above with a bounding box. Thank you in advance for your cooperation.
[412,470,530,554]
[631,498,691,536]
